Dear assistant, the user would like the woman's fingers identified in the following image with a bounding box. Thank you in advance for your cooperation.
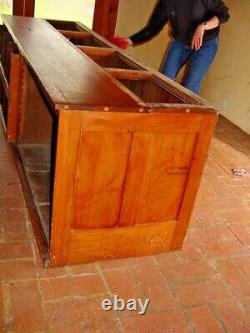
[196,37,201,51]
[192,24,205,51]
[192,35,203,51]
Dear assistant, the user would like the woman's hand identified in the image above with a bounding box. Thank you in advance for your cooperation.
[191,24,206,51]
[109,37,133,50]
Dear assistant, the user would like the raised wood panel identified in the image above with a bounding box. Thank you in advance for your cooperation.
[50,110,207,265]
[73,131,132,229]
[66,221,176,264]
[119,132,197,226]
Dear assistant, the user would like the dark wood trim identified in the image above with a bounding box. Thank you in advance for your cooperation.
[92,0,119,39]
[12,144,49,266]
[13,0,35,17]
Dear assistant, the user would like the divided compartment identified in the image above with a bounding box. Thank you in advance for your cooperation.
[67,33,105,47]
[77,45,184,104]
[80,48,140,70]
[46,19,83,31]
[46,19,107,47]
[118,77,185,104]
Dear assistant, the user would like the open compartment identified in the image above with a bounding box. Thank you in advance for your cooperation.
[81,48,138,69]
[59,29,106,47]
[46,20,107,48]
[46,19,85,32]
[16,68,57,244]
[118,77,185,104]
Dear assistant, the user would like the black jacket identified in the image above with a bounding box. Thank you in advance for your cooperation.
[130,0,230,45]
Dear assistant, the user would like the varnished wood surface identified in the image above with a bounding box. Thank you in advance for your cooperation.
[50,110,216,266]
[6,54,23,142]
[58,30,92,39]
[13,0,35,17]
[2,15,138,110]
[67,221,176,264]
[105,68,151,80]
[92,0,119,39]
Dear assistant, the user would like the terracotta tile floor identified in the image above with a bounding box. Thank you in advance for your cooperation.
[1,120,250,333]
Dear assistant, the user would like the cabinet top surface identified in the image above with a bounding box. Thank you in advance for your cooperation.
[2,15,138,110]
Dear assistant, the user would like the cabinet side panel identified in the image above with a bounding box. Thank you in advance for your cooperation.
[50,110,216,266]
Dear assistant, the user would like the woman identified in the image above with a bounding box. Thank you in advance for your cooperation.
[111,0,230,94]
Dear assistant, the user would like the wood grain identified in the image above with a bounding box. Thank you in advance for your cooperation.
[119,132,197,226]
[18,62,53,144]
[93,0,119,39]
[58,30,92,39]
[49,110,215,266]
[7,54,23,143]
[66,221,176,265]
[105,68,151,80]
[78,46,115,56]
[2,15,138,110]
[73,130,132,229]
[171,113,217,249]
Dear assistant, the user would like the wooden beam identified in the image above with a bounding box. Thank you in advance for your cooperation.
[92,0,119,39]
[58,30,92,39]
[77,46,115,56]
[105,68,151,80]
[13,0,35,17]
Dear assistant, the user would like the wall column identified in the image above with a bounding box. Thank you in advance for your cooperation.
[13,0,35,17]
[92,0,119,39]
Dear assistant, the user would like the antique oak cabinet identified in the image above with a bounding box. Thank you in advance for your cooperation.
[0,15,217,266]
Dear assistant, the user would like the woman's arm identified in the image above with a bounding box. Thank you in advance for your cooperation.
[129,0,169,45]
[191,15,220,51]
[206,0,230,24]
[192,1,230,50]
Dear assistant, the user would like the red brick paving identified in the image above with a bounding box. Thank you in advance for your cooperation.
[9,280,47,333]
[1,118,250,332]
[0,283,4,330]
[121,312,192,333]
[211,300,250,333]
[186,305,225,333]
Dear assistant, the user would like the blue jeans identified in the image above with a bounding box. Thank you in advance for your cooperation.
[161,37,218,94]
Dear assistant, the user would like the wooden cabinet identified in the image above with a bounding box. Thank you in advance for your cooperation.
[0,15,217,266]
